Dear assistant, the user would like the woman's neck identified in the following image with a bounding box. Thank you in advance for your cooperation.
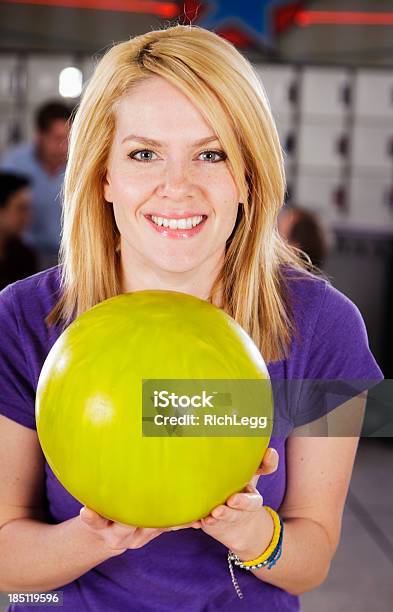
[119,244,224,306]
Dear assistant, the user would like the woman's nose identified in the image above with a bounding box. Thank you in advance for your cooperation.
[157,161,194,197]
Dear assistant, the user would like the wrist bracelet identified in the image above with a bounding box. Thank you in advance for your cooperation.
[227,506,284,600]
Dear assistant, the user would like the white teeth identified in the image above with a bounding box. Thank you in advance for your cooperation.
[150,215,204,230]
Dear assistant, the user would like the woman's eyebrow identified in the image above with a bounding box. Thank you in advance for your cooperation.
[121,134,220,147]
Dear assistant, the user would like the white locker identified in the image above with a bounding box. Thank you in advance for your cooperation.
[352,124,393,173]
[297,120,348,169]
[301,68,351,119]
[26,56,74,104]
[349,175,393,231]
[354,70,393,120]
[254,64,297,119]
[0,55,20,104]
[295,169,345,224]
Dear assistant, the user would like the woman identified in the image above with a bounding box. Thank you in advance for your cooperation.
[0,24,383,611]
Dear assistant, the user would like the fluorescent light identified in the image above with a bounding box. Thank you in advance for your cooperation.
[59,67,83,99]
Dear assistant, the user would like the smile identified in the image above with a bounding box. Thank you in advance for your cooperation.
[151,215,204,229]
[144,214,208,239]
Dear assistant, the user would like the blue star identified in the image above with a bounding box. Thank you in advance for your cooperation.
[197,0,291,45]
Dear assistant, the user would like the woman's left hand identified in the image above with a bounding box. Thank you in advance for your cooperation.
[185,447,279,558]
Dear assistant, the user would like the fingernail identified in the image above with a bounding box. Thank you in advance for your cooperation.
[232,496,241,506]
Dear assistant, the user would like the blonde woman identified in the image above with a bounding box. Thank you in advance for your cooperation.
[0,24,383,611]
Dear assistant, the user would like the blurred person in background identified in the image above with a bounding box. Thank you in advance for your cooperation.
[0,100,73,270]
[0,171,38,290]
[278,204,329,269]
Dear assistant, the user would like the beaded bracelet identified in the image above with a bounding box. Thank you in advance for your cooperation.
[227,506,284,600]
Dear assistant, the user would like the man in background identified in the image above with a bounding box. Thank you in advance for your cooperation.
[0,171,38,290]
[0,100,72,270]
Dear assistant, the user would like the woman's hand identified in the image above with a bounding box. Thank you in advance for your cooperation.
[191,447,280,559]
[79,507,201,555]
[79,447,278,559]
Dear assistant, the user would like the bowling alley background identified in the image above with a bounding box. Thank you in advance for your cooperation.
[0,1,392,610]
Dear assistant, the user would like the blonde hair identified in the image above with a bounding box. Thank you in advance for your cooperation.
[47,24,326,362]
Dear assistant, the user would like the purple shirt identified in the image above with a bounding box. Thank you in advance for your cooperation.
[0,266,383,611]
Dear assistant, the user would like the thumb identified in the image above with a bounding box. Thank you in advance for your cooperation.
[80,506,111,530]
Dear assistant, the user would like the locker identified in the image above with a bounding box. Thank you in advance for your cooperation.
[295,169,344,225]
[0,55,20,104]
[26,56,74,104]
[301,68,351,118]
[352,124,393,173]
[254,64,297,119]
[354,70,393,120]
[298,120,348,169]
[349,175,393,231]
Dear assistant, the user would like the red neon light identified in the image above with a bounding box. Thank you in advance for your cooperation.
[2,0,178,17]
[217,27,250,49]
[295,11,393,27]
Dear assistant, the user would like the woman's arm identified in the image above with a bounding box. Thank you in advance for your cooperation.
[200,392,366,597]
[239,438,359,594]
[0,415,197,592]
[0,415,120,592]
[246,392,367,595]
[0,515,125,592]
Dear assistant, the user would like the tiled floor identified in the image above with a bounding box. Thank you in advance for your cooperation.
[1,439,392,611]
[301,438,393,612]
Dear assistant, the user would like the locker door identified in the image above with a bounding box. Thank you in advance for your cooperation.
[298,120,348,169]
[354,70,393,120]
[254,64,297,120]
[295,169,344,225]
[349,175,393,231]
[301,68,351,119]
[352,125,393,173]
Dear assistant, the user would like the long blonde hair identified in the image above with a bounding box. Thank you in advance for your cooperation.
[47,24,325,363]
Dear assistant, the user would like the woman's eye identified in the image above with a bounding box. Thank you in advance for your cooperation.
[128,149,157,162]
[199,150,227,163]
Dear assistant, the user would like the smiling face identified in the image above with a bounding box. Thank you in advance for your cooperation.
[104,76,240,285]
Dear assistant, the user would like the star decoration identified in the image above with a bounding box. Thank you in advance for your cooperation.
[195,0,293,46]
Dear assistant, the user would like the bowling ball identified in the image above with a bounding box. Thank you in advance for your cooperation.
[36,290,273,527]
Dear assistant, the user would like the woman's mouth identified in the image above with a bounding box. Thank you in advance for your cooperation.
[144,214,208,239]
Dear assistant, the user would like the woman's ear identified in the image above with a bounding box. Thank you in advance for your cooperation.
[103,173,113,203]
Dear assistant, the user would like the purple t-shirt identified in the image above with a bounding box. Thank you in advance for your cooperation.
[0,265,383,612]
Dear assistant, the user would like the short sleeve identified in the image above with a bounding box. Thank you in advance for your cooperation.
[0,283,37,429]
[294,282,384,428]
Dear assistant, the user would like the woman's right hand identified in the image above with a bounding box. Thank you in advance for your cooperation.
[79,506,201,555]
